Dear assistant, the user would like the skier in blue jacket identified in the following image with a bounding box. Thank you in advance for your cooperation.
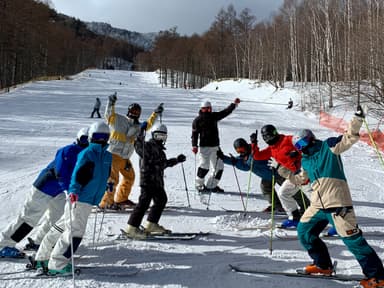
[35,121,112,275]
[0,127,89,258]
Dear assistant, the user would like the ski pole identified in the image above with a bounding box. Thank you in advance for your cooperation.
[244,157,254,211]
[231,160,246,212]
[181,163,191,207]
[206,154,219,210]
[269,171,276,256]
[363,118,384,169]
[68,201,76,287]
[96,209,106,247]
[92,208,98,249]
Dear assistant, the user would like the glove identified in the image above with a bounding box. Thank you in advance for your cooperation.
[192,146,198,154]
[140,121,148,131]
[68,193,78,204]
[250,132,258,144]
[154,103,164,114]
[177,154,186,163]
[107,182,114,193]
[289,151,299,158]
[234,98,240,105]
[109,92,117,104]
[216,149,224,160]
[229,153,237,165]
[355,104,365,118]
[267,157,280,170]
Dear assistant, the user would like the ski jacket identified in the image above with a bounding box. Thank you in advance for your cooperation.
[269,134,302,173]
[33,143,86,197]
[68,143,112,206]
[104,98,158,159]
[191,103,236,147]
[134,135,178,188]
[94,98,101,109]
[279,117,362,209]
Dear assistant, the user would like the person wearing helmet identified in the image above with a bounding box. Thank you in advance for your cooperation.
[98,92,164,210]
[90,97,101,118]
[216,137,284,212]
[37,121,112,275]
[261,124,311,229]
[0,127,89,258]
[124,122,186,239]
[192,98,240,193]
[278,107,384,287]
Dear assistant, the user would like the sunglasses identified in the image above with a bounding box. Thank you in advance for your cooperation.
[201,107,212,112]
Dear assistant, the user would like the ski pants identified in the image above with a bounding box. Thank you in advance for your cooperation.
[195,146,224,189]
[99,153,135,207]
[128,185,167,228]
[0,186,65,247]
[260,179,283,208]
[47,201,92,270]
[275,179,310,218]
[298,206,384,279]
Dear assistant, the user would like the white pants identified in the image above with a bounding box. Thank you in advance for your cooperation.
[0,187,65,247]
[196,146,224,189]
[47,201,92,270]
[275,179,301,217]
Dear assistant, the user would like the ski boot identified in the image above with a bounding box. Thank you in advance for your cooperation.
[359,278,384,288]
[47,263,73,276]
[144,221,171,235]
[0,246,25,258]
[279,219,299,229]
[210,186,224,193]
[24,237,40,251]
[124,225,147,240]
[303,263,334,276]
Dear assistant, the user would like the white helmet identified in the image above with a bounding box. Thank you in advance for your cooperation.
[76,127,89,146]
[88,121,110,144]
[200,100,212,108]
[151,123,168,143]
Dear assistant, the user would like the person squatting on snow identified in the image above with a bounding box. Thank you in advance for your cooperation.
[0,128,89,258]
[216,137,284,212]
[261,124,311,228]
[124,123,186,239]
[99,92,163,209]
[278,106,384,288]
[90,97,101,118]
[34,121,112,275]
[192,98,240,193]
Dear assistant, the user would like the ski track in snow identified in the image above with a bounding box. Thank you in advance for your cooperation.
[0,69,383,287]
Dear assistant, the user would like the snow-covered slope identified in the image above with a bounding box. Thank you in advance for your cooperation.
[0,70,383,287]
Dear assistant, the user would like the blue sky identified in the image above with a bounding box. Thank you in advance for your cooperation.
[49,0,284,35]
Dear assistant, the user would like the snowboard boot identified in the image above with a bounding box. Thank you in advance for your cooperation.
[0,246,25,258]
[360,278,384,288]
[303,264,333,276]
[125,224,147,240]
[144,221,171,235]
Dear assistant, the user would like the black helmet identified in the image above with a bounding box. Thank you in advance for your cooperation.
[261,124,279,145]
[233,138,250,155]
[127,103,141,119]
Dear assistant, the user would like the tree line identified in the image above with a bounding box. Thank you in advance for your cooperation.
[0,0,143,89]
[136,0,384,107]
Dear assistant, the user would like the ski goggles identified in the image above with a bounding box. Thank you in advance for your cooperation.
[235,146,247,154]
[293,137,309,151]
[153,132,167,142]
[127,108,141,118]
[200,107,212,112]
[78,135,89,145]
[92,132,110,142]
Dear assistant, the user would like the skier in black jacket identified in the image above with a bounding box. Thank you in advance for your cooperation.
[191,98,240,192]
[124,122,186,239]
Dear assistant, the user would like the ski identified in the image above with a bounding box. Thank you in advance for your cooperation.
[92,205,182,214]
[117,229,208,241]
[221,207,287,217]
[229,264,362,282]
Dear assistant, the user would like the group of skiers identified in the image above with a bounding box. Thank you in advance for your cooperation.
[0,93,383,287]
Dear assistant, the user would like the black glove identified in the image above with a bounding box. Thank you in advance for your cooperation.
[250,132,258,144]
[216,149,224,160]
[177,154,186,163]
[289,150,299,158]
[355,105,365,118]
[229,153,237,165]
[155,103,164,114]
[109,92,117,104]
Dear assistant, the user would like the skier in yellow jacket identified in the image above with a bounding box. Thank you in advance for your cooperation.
[99,92,163,209]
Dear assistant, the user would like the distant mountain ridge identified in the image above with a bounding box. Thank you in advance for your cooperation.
[86,22,157,51]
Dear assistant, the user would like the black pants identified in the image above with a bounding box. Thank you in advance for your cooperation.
[91,108,101,118]
[128,185,167,227]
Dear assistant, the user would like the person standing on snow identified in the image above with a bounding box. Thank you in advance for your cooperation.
[90,97,101,118]
[98,92,163,210]
[191,98,240,193]
[37,121,112,275]
[217,137,284,212]
[0,127,89,258]
[124,123,186,239]
[275,106,384,288]
[261,124,311,228]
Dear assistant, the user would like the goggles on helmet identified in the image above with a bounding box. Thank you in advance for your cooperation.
[153,132,167,142]
[293,137,309,151]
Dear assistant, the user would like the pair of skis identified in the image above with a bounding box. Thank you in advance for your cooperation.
[117,229,209,241]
